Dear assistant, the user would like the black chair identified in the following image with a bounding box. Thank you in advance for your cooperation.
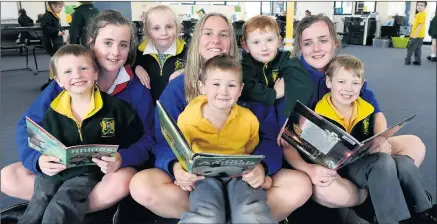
[337,21,352,48]
[133,21,144,42]
[1,25,32,72]
[232,20,245,46]
[276,20,286,38]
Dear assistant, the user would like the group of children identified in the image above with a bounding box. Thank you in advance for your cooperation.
[18,3,435,224]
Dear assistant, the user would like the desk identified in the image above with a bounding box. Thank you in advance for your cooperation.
[1,25,70,32]
[1,26,70,75]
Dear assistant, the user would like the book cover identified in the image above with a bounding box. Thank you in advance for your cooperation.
[26,117,118,168]
[156,101,264,177]
[281,101,416,170]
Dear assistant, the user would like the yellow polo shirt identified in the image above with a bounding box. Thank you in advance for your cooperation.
[177,95,259,155]
[315,93,374,134]
[411,11,427,38]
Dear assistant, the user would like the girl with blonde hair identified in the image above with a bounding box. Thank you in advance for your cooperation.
[129,12,312,222]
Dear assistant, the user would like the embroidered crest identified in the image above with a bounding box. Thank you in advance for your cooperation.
[174,58,186,71]
[100,118,115,138]
[362,118,370,136]
[272,69,279,82]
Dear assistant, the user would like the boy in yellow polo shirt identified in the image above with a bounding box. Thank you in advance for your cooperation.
[405,1,427,65]
[176,54,275,224]
[315,55,435,224]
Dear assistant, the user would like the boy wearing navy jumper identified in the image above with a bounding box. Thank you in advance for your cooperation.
[18,45,143,224]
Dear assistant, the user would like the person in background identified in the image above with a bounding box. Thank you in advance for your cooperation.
[405,1,427,66]
[69,1,99,46]
[18,9,34,54]
[427,13,436,62]
[40,1,65,91]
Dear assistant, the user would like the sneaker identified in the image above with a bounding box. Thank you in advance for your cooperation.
[412,204,437,223]
[1,203,28,223]
[412,61,421,65]
[426,56,437,61]
[405,61,411,65]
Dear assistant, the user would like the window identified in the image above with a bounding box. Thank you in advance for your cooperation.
[272,2,285,15]
[355,1,376,13]
[334,1,353,15]
[1,2,19,20]
[179,1,195,5]
[261,1,272,15]
[210,1,225,5]
[225,1,239,6]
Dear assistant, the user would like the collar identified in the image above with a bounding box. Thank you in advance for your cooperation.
[143,39,177,56]
[47,9,60,21]
[138,38,186,55]
[106,66,132,95]
[185,95,240,133]
[50,86,103,124]
[315,93,374,132]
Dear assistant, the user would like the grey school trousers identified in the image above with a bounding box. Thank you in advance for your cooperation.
[405,38,424,63]
[180,177,277,224]
[18,173,100,224]
[341,153,432,224]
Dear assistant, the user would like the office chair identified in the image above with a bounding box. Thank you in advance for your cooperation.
[337,20,352,48]
[232,20,245,46]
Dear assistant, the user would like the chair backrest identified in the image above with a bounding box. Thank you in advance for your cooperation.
[232,20,244,36]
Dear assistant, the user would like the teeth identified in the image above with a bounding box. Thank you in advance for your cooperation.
[108,59,118,62]
[209,49,221,52]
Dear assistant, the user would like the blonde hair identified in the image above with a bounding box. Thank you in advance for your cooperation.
[200,54,242,84]
[184,13,239,102]
[326,55,364,81]
[50,44,98,78]
[292,14,340,57]
[241,15,281,44]
[143,5,181,40]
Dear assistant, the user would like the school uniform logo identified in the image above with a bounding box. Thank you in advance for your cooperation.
[174,58,186,71]
[272,69,279,82]
[362,118,370,136]
[100,118,115,137]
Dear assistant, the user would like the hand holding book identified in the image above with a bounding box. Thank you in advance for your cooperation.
[92,152,122,174]
[173,162,205,192]
[38,154,66,176]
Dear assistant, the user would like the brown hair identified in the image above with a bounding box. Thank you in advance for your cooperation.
[326,54,364,81]
[292,14,340,56]
[47,1,64,7]
[241,15,281,44]
[50,44,98,78]
[200,54,242,84]
[184,13,239,102]
[86,10,137,65]
[143,5,181,40]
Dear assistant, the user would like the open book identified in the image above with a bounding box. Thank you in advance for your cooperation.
[26,117,118,168]
[156,101,265,177]
[281,101,416,170]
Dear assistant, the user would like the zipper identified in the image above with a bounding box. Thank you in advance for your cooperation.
[75,122,84,142]
[263,63,268,85]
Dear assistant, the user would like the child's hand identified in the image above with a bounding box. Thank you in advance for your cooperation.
[135,66,151,89]
[169,69,184,81]
[274,77,285,99]
[369,137,392,155]
[38,155,66,176]
[277,122,290,147]
[58,31,64,36]
[305,164,337,187]
[261,176,272,190]
[173,162,204,192]
[242,163,266,188]
[92,152,122,174]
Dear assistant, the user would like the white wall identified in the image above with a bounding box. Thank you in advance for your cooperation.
[131,2,245,22]
[19,1,46,22]
[295,1,334,21]
[1,2,19,20]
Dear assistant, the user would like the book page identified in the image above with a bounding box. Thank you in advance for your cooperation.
[300,119,339,155]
